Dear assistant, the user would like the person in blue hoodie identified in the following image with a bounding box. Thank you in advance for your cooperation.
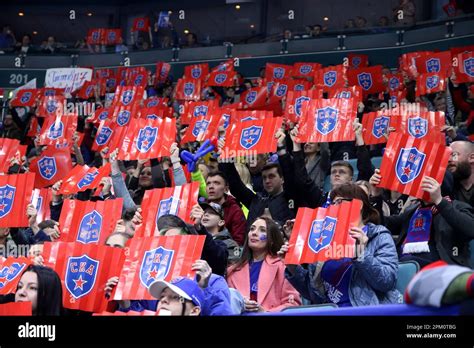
[280,182,402,307]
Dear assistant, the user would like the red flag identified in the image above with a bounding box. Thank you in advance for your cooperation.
[284,200,363,264]
[75,80,96,100]
[265,63,293,81]
[347,65,385,95]
[11,89,39,107]
[378,133,451,201]
[267,79,296,104]
[104,29,122,45]
[221,117,283,159]
[399,111,446,144]
[95,68,114,79]
[128,71,148,88]
[132,17,150,32]
[155,62,171,84]
[284,90,323,124]
[415,51,452,75]
[207,70,236,87]
[0,174,35,227]
[174,78,202,101]
[118,118,177,160]
[42,241,125,312]
[329,86,364,104]
[292,62,322,78]
[38,114,77,146]
[41,87,65,97]
[453,51,474,84]
[362,111,402,145]
[0,257,32,294]
[113,235,205,300]
[231,110,273,122]
[0,139,26,174]
[58,163,111,195]
[111,104,141,128]
[297,98,357,143]
[314,65,347,92]
[181,114,221,144]
[27,116,41,137]
[93,309,158,316]
[416,72,447,97]
[240,86,267,109]
[58,199,123,244]
[30,188,52,224]
[37,96,65,118]
[0,302,32,316]
[29,147,73,188]
[399,51,432,79]
[184,63,209,80]
[389,89,408,105]
[215,106,236,131]
[180,99,218,125]
[113,85,144,108]
[385,73,404,93]
[135,182,200,238]
[450,45,474,56]
[139,105,173,120]
[210,59,235,73]
[88,107,111,125]
[86,28,103,45]
[347,53,369,69]
[144,97,169,108]
[443,0,458,16]
[92,120,117,152]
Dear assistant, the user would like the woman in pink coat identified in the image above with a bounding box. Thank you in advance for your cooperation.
[226,216,301,312]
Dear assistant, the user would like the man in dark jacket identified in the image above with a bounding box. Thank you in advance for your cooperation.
[205,172,247,245]
[448,140,474,207]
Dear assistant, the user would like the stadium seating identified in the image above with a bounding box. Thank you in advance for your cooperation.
[396,261,420,297]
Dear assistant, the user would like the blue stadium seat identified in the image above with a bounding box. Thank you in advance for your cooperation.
[323,175,331,192]
[347,158,359,179]
[371,156,383,169]
[281,303,338,313]
[469,240,474,268]
[396,261,420,298]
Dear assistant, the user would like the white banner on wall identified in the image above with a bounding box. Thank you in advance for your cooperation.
[44,68,92,93]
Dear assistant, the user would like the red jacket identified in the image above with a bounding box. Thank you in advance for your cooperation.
[221,194,247,246]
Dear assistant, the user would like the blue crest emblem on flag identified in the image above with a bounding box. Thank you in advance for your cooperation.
[0,262,27,289]
[408,116,428,138]
[47,121,64,140]
[395,147,426,184]
[357,72,372,91]
[389,77,400,90]
[44,90,55,97]
[191,68,202,79]
[275,84,288,97]
[336,91,351,99]
[192,120,210,137]
[352,56,361,68]
[426,58,440,73]
[426,75,439,90]
[372,116,390,139]
[273,67,285,79]
[136,126,158,153]
[299,65,312,75]
[65,255,99,299]
[85,85,94,98]
[0,185,15,219]
[134,75,143,86]
[146,114,159,120]
[147,99,158,107]
[184,82,194,96]
[77,169,99,190]
[98,111,109,121]
[108,31,116,41]
[95,126,113,146]
[140,246,175,288]
[106,78,116,88]
[38,157,57,180]
[294,84,305,91]
[295,96,310,118]
[308,216,337,253]
[137,19,144,29]
[193,105,208,117]
[121,90,134,106]
[117,110,131,126]
[46,99,57,114]
[20,92,32,104]
[77,210,103,244]
[156,197,180,221]
[223,114,230,129]
[240,125,263,150]
[214,73,227,84]
[323,71,337,87]
[315,107,338,135]
[245,91,257,104]
[464,57,474,77]
[33,195,43,213]
[92,31,100,41]
[217,64,228,72]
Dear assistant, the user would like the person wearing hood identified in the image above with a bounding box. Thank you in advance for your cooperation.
[281,183,402,307]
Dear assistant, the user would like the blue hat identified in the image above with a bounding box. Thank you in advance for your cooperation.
[149,277,205,308]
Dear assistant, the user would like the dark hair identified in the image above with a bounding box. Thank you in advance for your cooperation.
[229,216,284,275]
[122,208,137,222]
[330,183,380,224]
[38,220,56,230]
[19,265,63,316]
[261,163,283,178]
[207,171,229,186]
[331,160,354,177]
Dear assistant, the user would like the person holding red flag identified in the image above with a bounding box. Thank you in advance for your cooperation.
[280,183,401,307]
[370,168,474,267]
